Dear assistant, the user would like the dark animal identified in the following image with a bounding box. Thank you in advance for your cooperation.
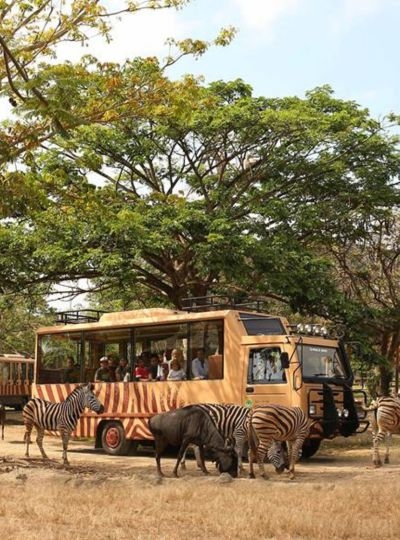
[148,405,238,478]
[363,396,400,467]
[180,404,250,474]
[247,404,310,480]
[23,383,104,465]
[0,403,5,440]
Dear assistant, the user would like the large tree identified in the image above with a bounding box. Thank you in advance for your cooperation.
[3,75,399,318]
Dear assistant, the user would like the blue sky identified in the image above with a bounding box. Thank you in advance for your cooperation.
[70,0,400,119]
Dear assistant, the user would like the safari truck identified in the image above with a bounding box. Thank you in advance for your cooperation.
[32,297,367,457]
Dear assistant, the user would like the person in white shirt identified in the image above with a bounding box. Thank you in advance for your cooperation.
[191,348,209,380]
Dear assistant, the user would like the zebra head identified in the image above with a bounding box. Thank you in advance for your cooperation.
[267,441,289,474]
[82,383,105,414]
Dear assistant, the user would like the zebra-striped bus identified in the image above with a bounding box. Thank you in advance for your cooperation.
[32,297,367,458]
[0,354,34,410]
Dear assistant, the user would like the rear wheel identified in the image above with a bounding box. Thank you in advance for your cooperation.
[301,439,321,459]
[101,421,131,455]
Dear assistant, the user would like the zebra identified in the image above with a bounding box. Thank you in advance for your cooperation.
[180,404,250,474]
[0,403,5,440]
[363,396,400,467]
[23,382,104,466]
[247,404,311,480]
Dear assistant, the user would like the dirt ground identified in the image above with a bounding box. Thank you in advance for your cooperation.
[1,410,400,485]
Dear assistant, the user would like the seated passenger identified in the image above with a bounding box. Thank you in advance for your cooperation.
[169,348,186,371]
[134,357,150,381]
[191,348,209,380]
[94,356,112,383]
[115,358,130,382]
[63,356,80,383]
[167,358,187,381]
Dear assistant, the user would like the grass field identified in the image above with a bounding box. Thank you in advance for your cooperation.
[1,423,400,540]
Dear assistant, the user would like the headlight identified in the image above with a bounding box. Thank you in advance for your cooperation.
[309,404,317,415]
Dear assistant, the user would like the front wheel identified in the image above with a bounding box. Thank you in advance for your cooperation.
[101,421,131,455]
[301,439,321,459]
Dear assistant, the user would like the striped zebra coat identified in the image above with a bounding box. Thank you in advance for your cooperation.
[23,383,104,465]
[247,404,311,480]
[0,403,5,440]
[363,396,400,467]
[180,404,250,474]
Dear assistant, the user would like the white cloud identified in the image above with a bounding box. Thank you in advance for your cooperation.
[55,9,190,64]
[232,0,301,31]
[331,0,391,34]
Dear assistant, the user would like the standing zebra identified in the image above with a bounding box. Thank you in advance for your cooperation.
[247,404,311,480]
[363,396,400,467]
[0,403,5,440]
[180,404,250,474]
[23,383,104,465]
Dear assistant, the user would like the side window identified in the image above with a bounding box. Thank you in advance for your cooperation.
[190,320,224,380]
[248,347,286,384]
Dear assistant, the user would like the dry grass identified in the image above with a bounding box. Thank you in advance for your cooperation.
[1,425,400,539]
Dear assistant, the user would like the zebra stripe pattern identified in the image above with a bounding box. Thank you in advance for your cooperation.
[364,396,400,467]
[181,404,249,473]
[248,404,311,480]
[23,383,104,465]
[0,403,5,440]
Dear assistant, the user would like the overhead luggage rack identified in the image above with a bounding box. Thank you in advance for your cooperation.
[55,309,106,324]
[182,295,269,313]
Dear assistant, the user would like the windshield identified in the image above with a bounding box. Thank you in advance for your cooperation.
[301,345,348,380]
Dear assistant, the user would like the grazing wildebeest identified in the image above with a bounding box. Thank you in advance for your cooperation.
[248,404,310,480]
[180,404,250,474]
[23,383,104,465]
[0,403,5,440]
[363,396,400,467]
[148,405,238,478]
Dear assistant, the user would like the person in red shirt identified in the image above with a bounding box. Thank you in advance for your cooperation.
[134,357,150,381]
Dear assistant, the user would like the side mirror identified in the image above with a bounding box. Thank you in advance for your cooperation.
[280,352,290,369]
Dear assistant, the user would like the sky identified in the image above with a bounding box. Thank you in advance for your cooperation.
[58,0,400,119]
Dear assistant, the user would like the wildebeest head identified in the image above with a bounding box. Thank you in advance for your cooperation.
[267,441,289,474]
[213,445,238,478]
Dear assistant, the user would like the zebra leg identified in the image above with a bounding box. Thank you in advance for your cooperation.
[35,427,49,460]
[247,445,256,479]
[60,428,71,466]
[255,443,268,479]
[287,439,303,480]
[372,431,383,467]
[384,433,391,464]
[197,445,209,475]
[24,422,33,458]
[180,446,188,470]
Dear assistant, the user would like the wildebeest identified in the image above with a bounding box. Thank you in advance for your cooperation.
[23,383,104,465]
[148,405,238,478]
[0,403,5,440]
[248,404,310,480]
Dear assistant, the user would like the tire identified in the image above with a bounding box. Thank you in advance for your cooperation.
[301,439,321,459]
[101,421,131,455]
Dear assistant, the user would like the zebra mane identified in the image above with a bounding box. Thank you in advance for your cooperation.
[65,384,87,401]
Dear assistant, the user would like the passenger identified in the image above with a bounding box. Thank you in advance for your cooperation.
[169,348,186,370]
[115,358,130,382]
[191,348,209,380]
[134,357,150,381]
[149,353,161,381]
[167,358,187,381]
[108,356,118,382]
[63,356,80,383]
[94,356,112,383]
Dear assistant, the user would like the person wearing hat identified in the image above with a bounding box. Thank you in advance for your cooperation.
[94,356,112,382]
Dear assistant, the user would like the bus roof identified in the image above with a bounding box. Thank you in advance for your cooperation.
[37,307,290,334]
[0,354,34,363]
